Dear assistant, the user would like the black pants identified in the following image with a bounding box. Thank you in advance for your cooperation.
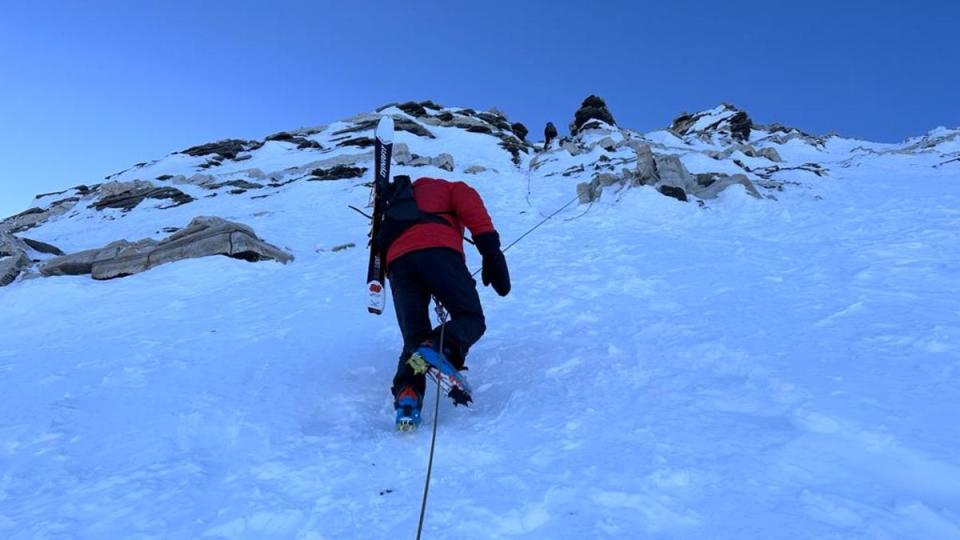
[388,248,486,399]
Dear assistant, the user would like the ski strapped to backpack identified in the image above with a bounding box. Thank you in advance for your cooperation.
[366,117,394,314]
[365,116,458,315]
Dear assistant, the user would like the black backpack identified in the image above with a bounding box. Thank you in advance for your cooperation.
[373,175,454,252]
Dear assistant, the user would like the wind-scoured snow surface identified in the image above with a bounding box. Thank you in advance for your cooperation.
[1,107,959,539]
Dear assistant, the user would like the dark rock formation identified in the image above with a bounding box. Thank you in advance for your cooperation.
[8,207,44,220]
[2,194,82,234]
[376,100,442,117]
[511,122,528,141]
[669,112,695,134]
[657,185,688,202]
[265,131,324,150]
[462,123,494,135]
[670,104,752,142]
[35,188,70,199]
[334,117,434,139]
[692,173,760,198]
[336,136,376,149]
[499,138,525,165]
[41,216,292,280]
[743,162,826,180]
[544,122,558,148]
[397,101,429,118]
[89,181,195,211]
[477,111,512,132]
[727,111,751,142]
[204,180,265,191]
[570,95,617,135]
[0,232,63,285]
[372,101,533,163]
[21,237,65,256]
[309,165,368,180]
[180,139,264,160]
[0,232,31,286]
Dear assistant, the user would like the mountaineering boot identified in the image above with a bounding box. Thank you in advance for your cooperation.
[407,340,473,406]
[394,386,423,432]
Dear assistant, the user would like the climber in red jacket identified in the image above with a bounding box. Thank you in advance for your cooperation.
[384,177,510,429]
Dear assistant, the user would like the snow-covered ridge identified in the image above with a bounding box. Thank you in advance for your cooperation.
[1,96,957,287]
[2,101,530,236]
[3,97,956,232]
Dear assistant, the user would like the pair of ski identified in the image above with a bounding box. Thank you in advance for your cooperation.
[364,117,472,431]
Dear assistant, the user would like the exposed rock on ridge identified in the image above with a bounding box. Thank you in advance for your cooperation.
[570,95,617,135]
[670,104,752,142]
[1,231,65,286]
[90,180,195,211]
[41,216,292,281]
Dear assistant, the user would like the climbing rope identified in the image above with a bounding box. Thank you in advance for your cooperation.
[471,191,582,278]
[416,299,448,540]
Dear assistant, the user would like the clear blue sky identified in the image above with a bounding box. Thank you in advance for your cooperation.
[2,0,957,218]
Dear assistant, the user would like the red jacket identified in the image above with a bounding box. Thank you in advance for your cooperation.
[386,177,495,265]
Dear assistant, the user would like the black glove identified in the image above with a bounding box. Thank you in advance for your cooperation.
[473,231,511,297]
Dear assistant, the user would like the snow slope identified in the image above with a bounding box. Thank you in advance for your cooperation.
[1,104,959,539]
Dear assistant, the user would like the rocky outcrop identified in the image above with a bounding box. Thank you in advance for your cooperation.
[577,142,761,203]
[1,190,85,234]
[650,154,693,191]
[308,165,368,181]
[41,216,292,280]
[570,95,617,135]
[706,143,783,162]
[4,207,49,233]
[464,165,488,175]
[561,139,586,156]
[0,232,31,286]
[755,123,828,147]
[0,232,65,286]
[334,115,435,139]
[180,139,264,160]
[511,122,528,141]
[633,143,657,183]
[264,131,324,150]
[21,237,65,256]
[393,143,413,165]
[693,173,761,199]
[335,136,376,149]
[756,147,782,162]
[409,153,455,172]
[544,122,558,148]
[657,185,688,202]
[203,180,265,192]
[89,180,194,211]
[726,111,751,142]
[670,104,752,142]
[375,101,534,163]
[434,153,455,172]
[498,137,526,165]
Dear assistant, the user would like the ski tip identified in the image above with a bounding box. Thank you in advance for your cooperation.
[376,116,395,144]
